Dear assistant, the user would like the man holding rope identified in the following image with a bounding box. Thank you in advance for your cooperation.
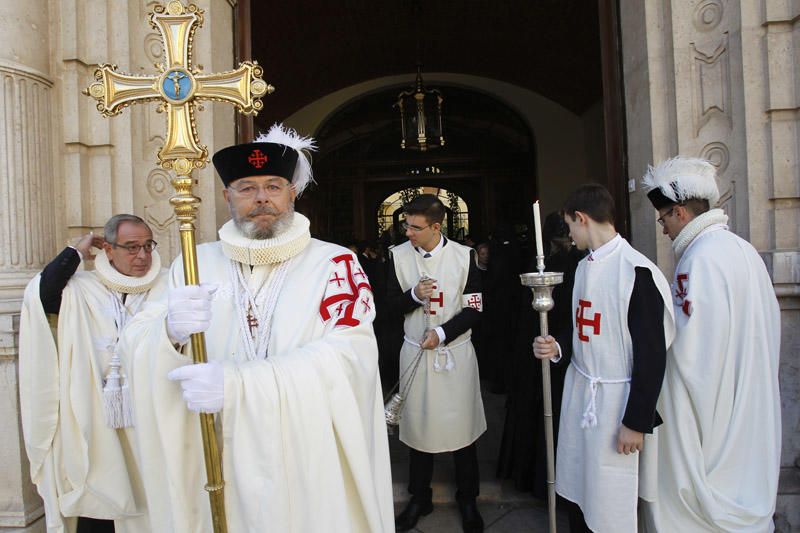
[386,194,486,533]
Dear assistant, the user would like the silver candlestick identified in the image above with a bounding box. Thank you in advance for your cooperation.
[520,263,564,533]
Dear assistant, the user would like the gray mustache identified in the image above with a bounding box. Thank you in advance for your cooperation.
[247,206,279,217]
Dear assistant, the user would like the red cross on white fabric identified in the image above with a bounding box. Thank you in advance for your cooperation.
[329,272,345,288]
[319,254,373,327]
[466,294,482,310]
[674,273,692,316]
[576,299,601,342]
[361,297,371,313]
[428,291,444,315]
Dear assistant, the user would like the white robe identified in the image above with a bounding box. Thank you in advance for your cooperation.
[392,239,486,453]
[556,238,674,533]
[654,225,781,532]
[19,270,166,533]
[121,238,394,532]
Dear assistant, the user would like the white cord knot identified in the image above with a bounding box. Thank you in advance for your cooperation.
[433,345,455,373]
[581,376,601,428]
[572,360,631,430]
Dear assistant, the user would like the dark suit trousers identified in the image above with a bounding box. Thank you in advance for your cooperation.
[408,443,480,503]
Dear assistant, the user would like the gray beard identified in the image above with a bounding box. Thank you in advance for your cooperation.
[231,203,295,240]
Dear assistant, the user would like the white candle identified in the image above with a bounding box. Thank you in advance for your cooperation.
[533,201,544,258]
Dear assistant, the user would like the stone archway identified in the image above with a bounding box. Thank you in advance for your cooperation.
[295,85,537,247]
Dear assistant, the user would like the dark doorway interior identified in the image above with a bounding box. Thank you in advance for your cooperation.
[241,0,627,240]
[299,87,536,246]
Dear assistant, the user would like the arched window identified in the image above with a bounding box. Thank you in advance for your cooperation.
[377,187,469,243]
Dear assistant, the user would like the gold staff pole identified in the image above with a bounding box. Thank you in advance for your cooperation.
[171,166,228,531]
[83,3,273,531]
[521,266,563,533]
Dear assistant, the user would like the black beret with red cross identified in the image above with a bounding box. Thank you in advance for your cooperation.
[211,142,299,187]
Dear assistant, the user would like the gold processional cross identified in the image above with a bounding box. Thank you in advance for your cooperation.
[83,2,274,531]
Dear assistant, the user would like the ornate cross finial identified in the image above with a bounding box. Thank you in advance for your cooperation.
[83,0,273,176]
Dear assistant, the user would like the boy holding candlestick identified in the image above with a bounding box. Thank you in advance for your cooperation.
[533,184,675,532]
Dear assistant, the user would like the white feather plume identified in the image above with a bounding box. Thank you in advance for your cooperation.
[641,156,720,206]
[255,123,317,196]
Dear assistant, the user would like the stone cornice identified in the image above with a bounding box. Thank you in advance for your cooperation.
[0,60,53,87]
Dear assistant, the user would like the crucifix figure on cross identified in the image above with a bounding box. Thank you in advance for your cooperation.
[82,3,274,532]
[83,0,273,175]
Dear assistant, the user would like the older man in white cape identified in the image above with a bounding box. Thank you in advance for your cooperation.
[120,125,393,532]
[643,157,782,532]
[19,214,167,533]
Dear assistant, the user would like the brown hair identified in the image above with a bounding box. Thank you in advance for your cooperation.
[683,198,710,216]
[562,184,615,224]
[405,194,446,225]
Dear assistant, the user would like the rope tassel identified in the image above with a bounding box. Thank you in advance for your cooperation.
[103,352,134,428]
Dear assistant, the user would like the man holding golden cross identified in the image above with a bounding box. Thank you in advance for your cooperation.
[78,1,393,531]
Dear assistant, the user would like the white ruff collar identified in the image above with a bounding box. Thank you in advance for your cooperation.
[219,212,311,266]
[94,250,162,294]
[672,208,729,260]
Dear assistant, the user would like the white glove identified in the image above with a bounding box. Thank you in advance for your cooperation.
[167,361,224,413]
[166,283,216,345]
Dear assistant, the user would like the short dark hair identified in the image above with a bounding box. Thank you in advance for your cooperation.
[683,198,710,217]
[405,194,446,225]
[104,214,149,243]
[562,184,615,224]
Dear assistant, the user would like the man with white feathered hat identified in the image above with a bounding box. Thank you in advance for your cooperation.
[19,214,168,533]
[119,124,394,532]
[643,156,782,532]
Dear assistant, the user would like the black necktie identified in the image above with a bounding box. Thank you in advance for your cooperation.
[423,253,431,258]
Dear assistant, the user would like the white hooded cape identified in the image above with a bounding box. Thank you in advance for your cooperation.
[120,225,393,532]
[19,267,166,533]
[654,225,782,532]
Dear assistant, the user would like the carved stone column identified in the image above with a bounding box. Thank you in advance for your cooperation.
[0,0,56,530]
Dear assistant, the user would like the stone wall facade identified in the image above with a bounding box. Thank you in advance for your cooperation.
[621,0,800,530]
[0,0,235,530]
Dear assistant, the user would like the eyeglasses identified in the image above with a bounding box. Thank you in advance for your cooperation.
[228,182,289,198]
[111,240,158,255]
[657,206,678,227]
[401,222,433,233]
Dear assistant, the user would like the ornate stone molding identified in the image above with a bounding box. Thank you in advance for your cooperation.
[693,0,724,32]
[0,66,57,273]
[691,35,732,135]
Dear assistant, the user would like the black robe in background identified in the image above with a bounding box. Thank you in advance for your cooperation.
[495,247,582,497]
[482,236,523,392]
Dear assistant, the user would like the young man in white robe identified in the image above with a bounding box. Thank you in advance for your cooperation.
[643,157,782,532]
[386,194,486,533]
[118,124,394,532]
[534,184,675,532]
[19,214,167,533]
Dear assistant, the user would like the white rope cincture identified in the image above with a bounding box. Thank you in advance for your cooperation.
[571,360,630,429]
[101,292,145,428]
[403,336,470,373]
[229,258,293,361]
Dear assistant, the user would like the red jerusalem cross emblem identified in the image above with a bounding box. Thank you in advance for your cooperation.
[247,149,268,168]
[319,254,373,327]
[428,291,444,315]
[576,299,601,342]
[674,273,692,316]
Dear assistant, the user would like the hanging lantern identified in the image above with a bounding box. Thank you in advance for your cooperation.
[396,65,445,151]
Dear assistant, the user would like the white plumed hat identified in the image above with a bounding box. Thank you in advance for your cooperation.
[641,156,720,209]
[254,123,317,196]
